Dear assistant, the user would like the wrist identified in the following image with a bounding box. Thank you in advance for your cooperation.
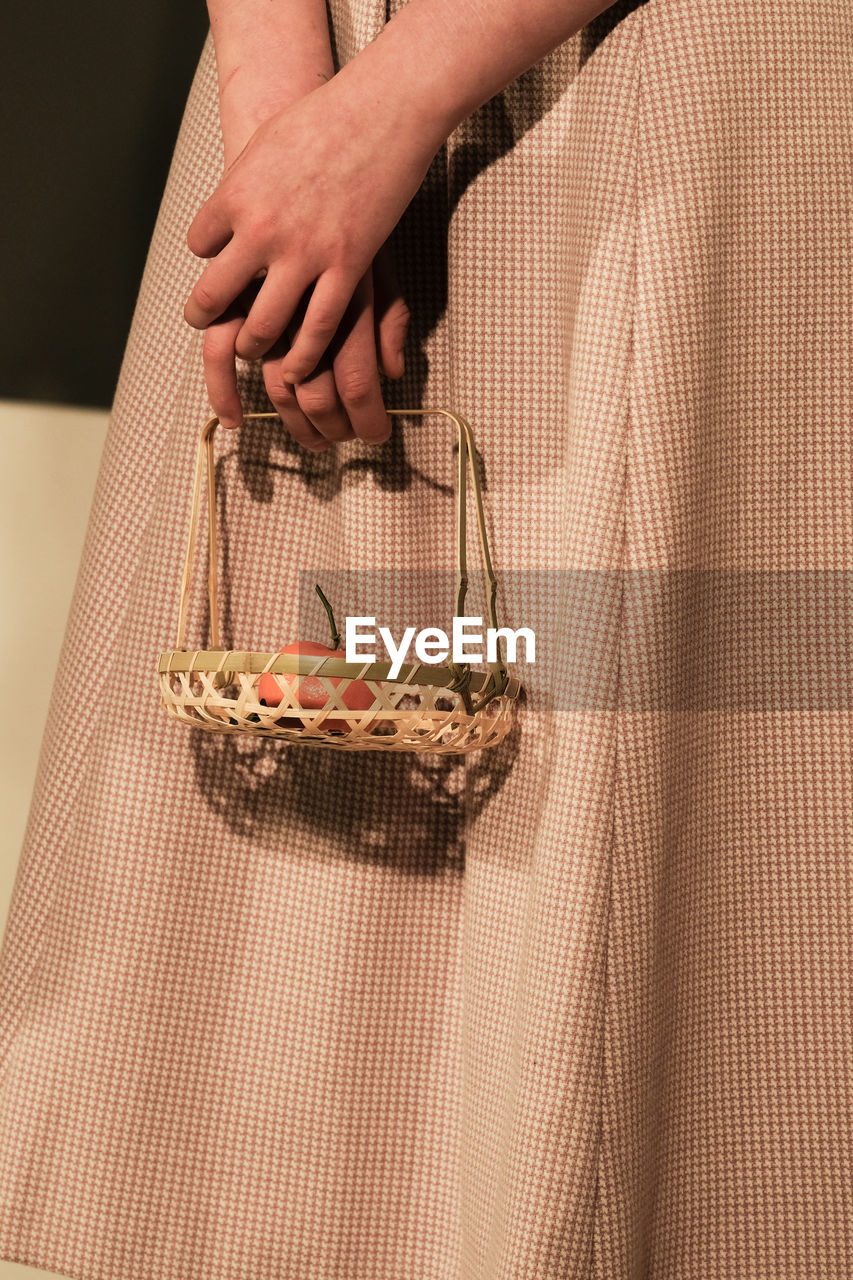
[219,68,332,167]
[331,0,617,150]
[329,4,485,152]
[208,0,335,167]
[329,18,461,157]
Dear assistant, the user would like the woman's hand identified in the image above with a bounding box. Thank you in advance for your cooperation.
[203,241,411,449]
[184,71,440,389]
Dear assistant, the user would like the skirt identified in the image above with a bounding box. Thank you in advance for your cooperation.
[1,0,852,1275]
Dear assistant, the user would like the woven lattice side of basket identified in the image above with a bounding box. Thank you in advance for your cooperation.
[158,654,518,754]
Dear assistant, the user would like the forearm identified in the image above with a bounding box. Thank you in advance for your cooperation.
[335,0,618,149]
[207,0,335,165]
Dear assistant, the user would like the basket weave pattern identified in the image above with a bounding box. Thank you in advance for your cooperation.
[160,658,515,753]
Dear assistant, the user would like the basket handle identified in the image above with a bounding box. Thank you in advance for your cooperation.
[174,409,510,705]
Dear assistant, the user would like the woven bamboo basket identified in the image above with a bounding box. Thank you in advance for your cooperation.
[157,409,522,753]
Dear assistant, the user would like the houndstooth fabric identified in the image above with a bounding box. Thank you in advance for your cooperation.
[1,0,853,1276]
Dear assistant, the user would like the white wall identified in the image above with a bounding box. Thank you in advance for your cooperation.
[0,399,108,1280]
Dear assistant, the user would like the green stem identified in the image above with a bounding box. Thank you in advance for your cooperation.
[314,583,340,649]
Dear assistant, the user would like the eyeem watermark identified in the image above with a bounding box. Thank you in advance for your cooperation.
[346,616,536,679]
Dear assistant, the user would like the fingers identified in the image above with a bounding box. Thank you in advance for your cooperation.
[279,268,361,383]
[372,242,411,380]
[262,343,351,453]
[193,257,399,453]
[202,309,246,430]
[186,194,234,260]
[331,271,392,445]
[184,241,266,330]
[262,366,331,453]
[263,267,392,450]
[233,268,315,362]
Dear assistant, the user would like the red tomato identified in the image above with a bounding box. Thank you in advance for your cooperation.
[258,641,374,730]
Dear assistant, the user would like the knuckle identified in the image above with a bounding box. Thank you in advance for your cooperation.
[242,313,281,345]
[203,327,233,357]
[309,307,340,337]
[265,378,297,405]
[336,368,375,404]
[249,312,281,343]
[192,281,219,315]
[243,210,277,246]
[336,244,365,276]
[296,385,337,417]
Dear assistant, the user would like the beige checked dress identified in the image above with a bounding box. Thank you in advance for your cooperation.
[1,0,853,1275]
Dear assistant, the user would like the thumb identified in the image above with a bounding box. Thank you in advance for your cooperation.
[373,241,411,380]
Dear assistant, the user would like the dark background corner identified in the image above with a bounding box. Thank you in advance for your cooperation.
[1,1,210,408]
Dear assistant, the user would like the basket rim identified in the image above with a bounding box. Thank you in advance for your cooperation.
[157,647,522,698]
